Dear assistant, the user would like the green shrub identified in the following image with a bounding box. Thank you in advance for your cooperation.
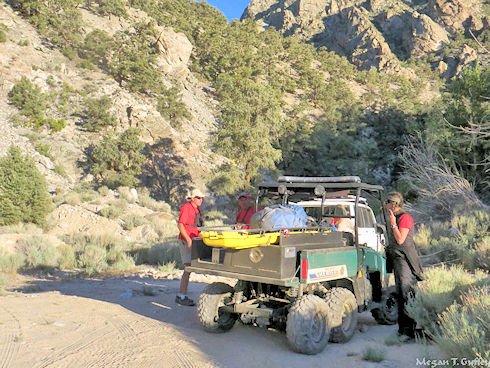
[148,216,178,240]
[34,142,52,159]
[76,59,95,70]
[48,119,66,132]
[362,346,386,362]
[17,235,59,268]
[0,249,25,273]
[156,87,191,128]
[146,240,182,268]
[0,223,42,235]
[82,96,117,132]
[79,30,114,66]
[138,191,171,212]
[57,243,76,270]
[204,210,229,226]
[72,186,99,202]
[99,199,128,219]
[0,30,7,42]
[406,266,489,339]
[53,163,66,177]
[87,129,145,188]
[384,333,402,346]
[436,287,489,361]
[158,261,177,274]
[123,214,148,230]
[107,252,135,273]
[98,185,110,196]
[0,146,52,226]
[77,245,107,275]
[416,210,489,270]
[63,191,81,206]
[93,0,127,17]
[117,186,136,203]
[9,77,46,118]
[0,272,9,293]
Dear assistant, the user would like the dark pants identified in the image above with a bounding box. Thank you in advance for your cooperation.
[392,255,417,337]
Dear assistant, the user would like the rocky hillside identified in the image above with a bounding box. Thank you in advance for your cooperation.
[0,2,222,194]
[243,0,489,76]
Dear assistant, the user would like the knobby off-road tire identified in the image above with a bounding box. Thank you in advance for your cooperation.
[371,291,398,325]
[286,295,331,355]
[198,282,237,333]
[324,287,358,343]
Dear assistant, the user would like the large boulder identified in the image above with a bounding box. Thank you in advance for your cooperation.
[155,27,193,80]
[456,44,478,75]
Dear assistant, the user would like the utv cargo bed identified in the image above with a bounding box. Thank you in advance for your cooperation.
[188,229,354,285]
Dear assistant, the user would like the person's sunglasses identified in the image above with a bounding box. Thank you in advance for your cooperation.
[385,200,396,204]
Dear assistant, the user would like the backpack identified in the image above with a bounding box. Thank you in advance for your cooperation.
[249,204,308,229]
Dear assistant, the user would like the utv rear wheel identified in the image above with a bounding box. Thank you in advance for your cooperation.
[371,291,398,325]
[198,282,237,333]
[286,295,331,355]
[324,287,358,343]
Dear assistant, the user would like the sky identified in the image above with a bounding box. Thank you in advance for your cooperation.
[197,0,251,21]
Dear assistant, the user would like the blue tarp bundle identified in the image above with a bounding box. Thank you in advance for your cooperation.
[250,204,308,229]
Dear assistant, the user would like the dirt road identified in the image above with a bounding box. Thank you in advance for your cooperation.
[0,275,437,368]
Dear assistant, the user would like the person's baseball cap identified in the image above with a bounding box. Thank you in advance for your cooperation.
[238,192,250,199]
[385,193,402,205]
[187,188,205,199]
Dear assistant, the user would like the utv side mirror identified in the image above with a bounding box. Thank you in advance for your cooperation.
[377,224,386,234]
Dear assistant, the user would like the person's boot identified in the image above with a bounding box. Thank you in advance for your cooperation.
[175,295,195,306]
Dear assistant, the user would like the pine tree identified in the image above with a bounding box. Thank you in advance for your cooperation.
[0,146,52,226]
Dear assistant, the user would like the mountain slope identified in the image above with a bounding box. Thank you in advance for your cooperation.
[242,0,489,76]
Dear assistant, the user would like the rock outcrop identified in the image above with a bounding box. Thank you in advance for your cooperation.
[155,26,193,81]
[243,0,488,76]
[428,0,484,32]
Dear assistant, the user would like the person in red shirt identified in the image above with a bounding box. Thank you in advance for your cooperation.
[176,188,204,306]
[235,192,259,229]
[385,192,423,340]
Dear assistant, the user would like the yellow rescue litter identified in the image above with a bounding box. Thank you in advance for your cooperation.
[200,229,324,249]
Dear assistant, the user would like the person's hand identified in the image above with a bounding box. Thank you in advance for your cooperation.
[388,209,396,227]
[187,239,192,248]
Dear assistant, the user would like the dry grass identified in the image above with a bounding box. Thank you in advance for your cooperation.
[400,136,485,220]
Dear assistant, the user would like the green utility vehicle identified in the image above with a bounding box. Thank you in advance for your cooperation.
[187,176,398,354]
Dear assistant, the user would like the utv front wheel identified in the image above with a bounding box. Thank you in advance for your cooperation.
[324,287,358,343]
[371,291,398,325]
[286,295,331,355]
[198,282,237,333]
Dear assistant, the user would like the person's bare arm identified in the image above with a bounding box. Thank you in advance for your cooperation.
[392,226,410,245]
[389,210,410,245]
[178,222,192,248]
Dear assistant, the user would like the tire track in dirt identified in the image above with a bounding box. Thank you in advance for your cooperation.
[0,306,21,368]
[33,327,112,368]
[85,313,139,368]
[105,313,135,339]
[172,350,201,368]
